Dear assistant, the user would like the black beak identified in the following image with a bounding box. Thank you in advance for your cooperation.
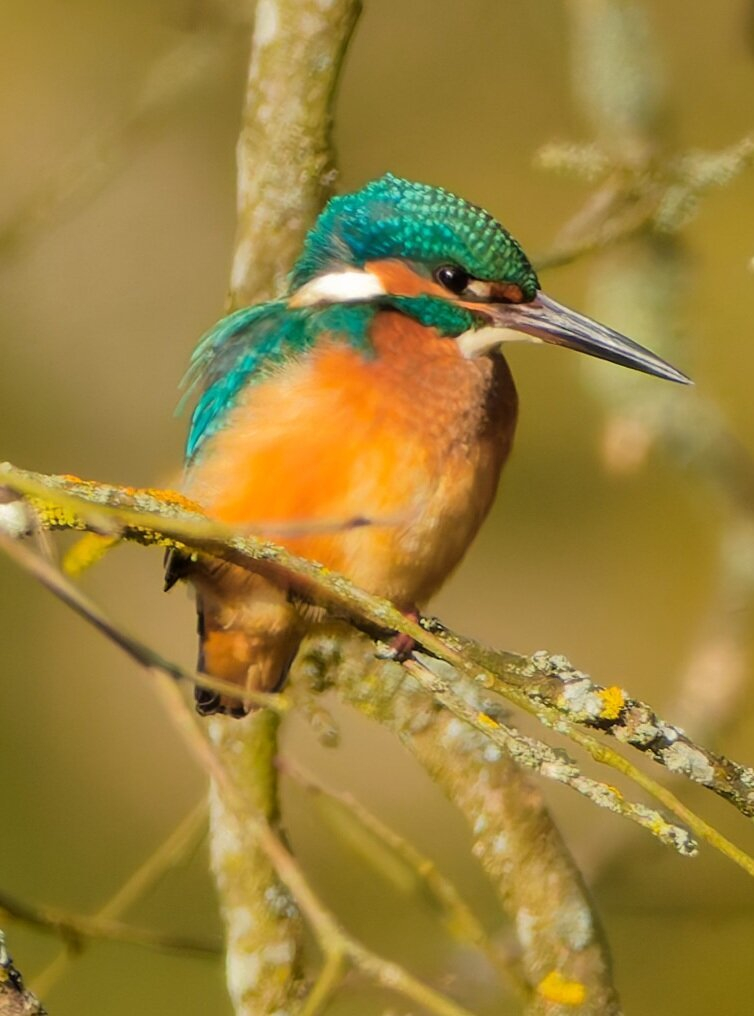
[488,292,691,385]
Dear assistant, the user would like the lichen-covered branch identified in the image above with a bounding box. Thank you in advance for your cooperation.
[296,634,619,1014]
[153,675,480,1016]
[0,932,46,1016]
[7,467,754,1003]
[4,464,754,849]
[402,656,693,854]
[426,621,754,820]
[535,0,754,878]
[228,0,362,307]
[3,502,752,1016]
[200,1,364,1010]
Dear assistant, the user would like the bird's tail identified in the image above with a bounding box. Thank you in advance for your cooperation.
[165,551,302,716]
[194,598,300,716]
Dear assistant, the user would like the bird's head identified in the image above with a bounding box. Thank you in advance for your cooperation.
[288,174,689,384]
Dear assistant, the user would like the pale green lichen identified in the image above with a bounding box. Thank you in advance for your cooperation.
[662,742,716,784]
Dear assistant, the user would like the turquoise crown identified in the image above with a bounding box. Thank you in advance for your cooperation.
[289,173,539,300]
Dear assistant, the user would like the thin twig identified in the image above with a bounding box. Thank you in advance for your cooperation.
[281,756,530,1000]
[0,889,219,956]
[31,800,210,998]
[152,677,479,1016]
[0,528,287,714]
[3,465,754,840]
[299,947,346,1016]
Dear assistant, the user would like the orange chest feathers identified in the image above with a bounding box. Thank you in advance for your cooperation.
[185,311,518,605]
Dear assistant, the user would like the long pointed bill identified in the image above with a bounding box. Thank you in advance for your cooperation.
[481,292,691,385]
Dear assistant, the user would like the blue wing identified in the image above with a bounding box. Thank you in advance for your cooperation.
[180,301,291,461]
[179,300,377,461]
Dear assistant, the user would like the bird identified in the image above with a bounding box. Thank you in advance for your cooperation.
[169,173,690,716]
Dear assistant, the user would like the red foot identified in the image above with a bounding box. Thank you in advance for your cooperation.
[380,607,420,662]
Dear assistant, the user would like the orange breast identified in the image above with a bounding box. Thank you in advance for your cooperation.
[184,312,517,605]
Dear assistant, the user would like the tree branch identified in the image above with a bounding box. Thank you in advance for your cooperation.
[201,2,363,1012]
[152,670,481,1016]
[5,474,753,1012]
[3,464,753,857]
[0,932,46,1016]
[533,0,754,882]
[29,800,211,998]
[228,0,362,307]
[0,889,219,958]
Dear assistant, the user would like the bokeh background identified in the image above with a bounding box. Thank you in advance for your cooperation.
[2,1,754,1013]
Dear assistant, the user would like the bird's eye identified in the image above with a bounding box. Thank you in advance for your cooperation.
[434,265,470,295]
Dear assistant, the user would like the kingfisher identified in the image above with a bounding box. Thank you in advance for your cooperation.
[170,174,689,716]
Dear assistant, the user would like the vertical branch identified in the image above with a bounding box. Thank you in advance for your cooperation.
[208,2,361,1013]
[229,0,362,307]
[208,711,307,1013]
[298,633,622,1015]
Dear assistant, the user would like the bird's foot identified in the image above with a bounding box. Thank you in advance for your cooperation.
[376,607,421,662]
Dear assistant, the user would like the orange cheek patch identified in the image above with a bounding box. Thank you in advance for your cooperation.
[365,258,450,300]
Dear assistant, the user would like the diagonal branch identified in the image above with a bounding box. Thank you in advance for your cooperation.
[280,755,531,1001]
[152,672,480,1016]
[0,888,219,957]
[2,463,754,848]
[28,800,210,998]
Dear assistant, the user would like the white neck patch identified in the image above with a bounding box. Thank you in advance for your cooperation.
[456,325,544,359]
[290,269,386,308]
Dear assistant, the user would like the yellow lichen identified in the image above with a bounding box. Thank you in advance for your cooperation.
[27,497,87,532]
[124,486,205,513]
[476,712,499,729]
[598,685,625,720]
[648,814,670,837]
[63,533,122,576]
[536,970,587,1005]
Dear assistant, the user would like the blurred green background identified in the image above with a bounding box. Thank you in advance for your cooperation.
[2,1,754,1013]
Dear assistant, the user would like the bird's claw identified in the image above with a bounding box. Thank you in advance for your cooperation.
[375,607,420,662]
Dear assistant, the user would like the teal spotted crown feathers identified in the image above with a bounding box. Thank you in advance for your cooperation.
[290,173,539,299]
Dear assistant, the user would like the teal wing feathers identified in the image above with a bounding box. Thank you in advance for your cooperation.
[180,301,377,462]
[181,301,290,460]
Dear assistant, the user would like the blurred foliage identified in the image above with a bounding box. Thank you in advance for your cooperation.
[1,1,754,1013]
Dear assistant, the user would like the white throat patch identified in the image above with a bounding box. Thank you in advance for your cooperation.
[290,269,386,308]
[456,325,544,358]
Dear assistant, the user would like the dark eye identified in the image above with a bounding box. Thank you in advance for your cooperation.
[434,265,470,295]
